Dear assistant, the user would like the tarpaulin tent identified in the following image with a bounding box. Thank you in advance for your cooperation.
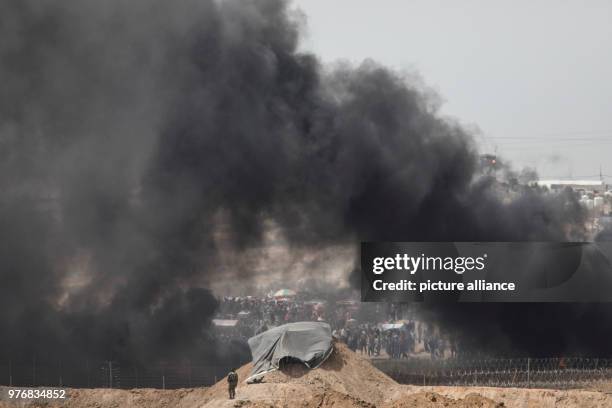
[273,289,297,298]
[303,299,326,305]
[212,319,238,327]
[212,319,240,334]
[380,323,405,331]
[246,321,333,382]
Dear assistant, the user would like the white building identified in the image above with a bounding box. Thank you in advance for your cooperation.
[533,179,608,192]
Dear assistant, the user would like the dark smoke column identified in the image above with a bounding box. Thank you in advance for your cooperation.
[0,0,609,372]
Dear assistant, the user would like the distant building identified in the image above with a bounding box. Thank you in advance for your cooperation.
[532,179,608,193]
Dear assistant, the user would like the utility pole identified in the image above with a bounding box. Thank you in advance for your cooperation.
[162,364,166,390]
[527,358,530,388]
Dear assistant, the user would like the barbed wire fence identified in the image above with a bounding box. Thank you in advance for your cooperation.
[2,357,612,390]
[372,357,612,389]
[0,360,232,389]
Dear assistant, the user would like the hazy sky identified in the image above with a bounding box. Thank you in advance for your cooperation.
[293,0,612,180]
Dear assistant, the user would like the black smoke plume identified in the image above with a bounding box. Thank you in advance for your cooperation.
[0,0,610,373]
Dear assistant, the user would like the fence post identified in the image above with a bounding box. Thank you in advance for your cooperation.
[9,360,12,386]
[59,360,63,387]
[527,358,530,388]
[33,356,36,387]
[109,361,113,389]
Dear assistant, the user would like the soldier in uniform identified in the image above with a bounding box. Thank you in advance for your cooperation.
[227,369,238,399]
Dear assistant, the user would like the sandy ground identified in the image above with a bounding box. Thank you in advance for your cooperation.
[1,343,611,407]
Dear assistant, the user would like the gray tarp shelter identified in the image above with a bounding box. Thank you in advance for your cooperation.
[246,321,333,382]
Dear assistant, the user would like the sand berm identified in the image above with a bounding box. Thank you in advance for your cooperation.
[2,342,612,407]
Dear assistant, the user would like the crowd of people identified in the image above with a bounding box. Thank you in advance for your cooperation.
[334,322,457,360]
[214,293,461,360]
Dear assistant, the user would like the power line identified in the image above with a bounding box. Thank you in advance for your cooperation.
[485,138,612,146]
[489,137,612,141]
[488,129,612,139]
[493,137,612,143]
[541,174,612,179]
[498,143,612,150]
[532,129,612,137]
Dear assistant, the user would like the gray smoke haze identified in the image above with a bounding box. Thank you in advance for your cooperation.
[0,0,608,368]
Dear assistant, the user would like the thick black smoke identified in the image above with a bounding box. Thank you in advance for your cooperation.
[0,0,609,371]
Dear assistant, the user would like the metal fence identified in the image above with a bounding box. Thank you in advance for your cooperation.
[3,357,612,390]
[372,357,612,389]
[0,361,232,389]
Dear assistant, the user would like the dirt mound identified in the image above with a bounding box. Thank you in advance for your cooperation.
[6,347,612,407]
[200,342,513,407]
[0,386,211,408]
[215,390,376,408]
[383,391,502,408]
[202,341,395,406]
[423,385,612,408]
[262,341,396,403]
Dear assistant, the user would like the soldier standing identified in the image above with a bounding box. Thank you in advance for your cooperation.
[227,369,238,399]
